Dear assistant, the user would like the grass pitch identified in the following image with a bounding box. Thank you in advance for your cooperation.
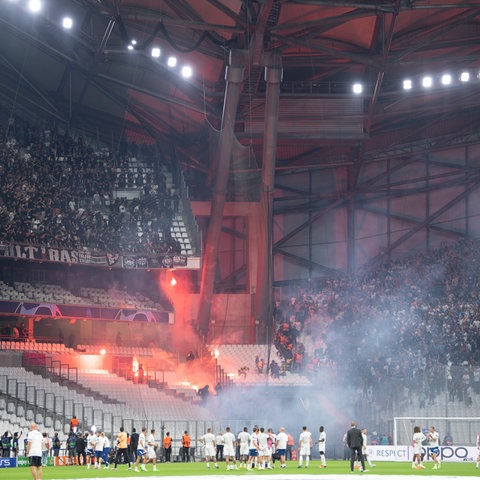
[3,461,480,479]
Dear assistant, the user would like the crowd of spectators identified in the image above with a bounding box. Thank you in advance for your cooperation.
[273,239,480,415]
[0,123,181,255]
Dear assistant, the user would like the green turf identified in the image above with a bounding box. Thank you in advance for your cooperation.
[2,461,479,478]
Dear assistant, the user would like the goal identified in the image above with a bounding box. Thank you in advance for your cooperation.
[393,417,480,452]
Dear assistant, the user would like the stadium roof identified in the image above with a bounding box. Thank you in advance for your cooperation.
[1,0,480,175]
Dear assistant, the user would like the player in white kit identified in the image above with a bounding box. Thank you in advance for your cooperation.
[223,427,237,470]
[247,426,259,470]
[266,428,276,469]
[146,429,158,471]
[134,427,148,472]
[94,431,106,469]
[361,428,375,468]
[237,427,250,468]
[276,427,288,468]
[298,426,312,468]
[427,426,441,469]
[257,427,269,470]
[86,431,97,469]
[412,426,426,469]
[199,428,218,469]
[316,426,327,468]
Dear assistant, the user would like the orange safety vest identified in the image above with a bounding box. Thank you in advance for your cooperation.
[117,431,128,449]
[182,435,191,448]
[164,436,172,449]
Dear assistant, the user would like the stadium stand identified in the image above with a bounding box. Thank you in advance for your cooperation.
[273,239,480,432]
[0,365,214,433]
[211,344,311,386]
[0,127,197,255]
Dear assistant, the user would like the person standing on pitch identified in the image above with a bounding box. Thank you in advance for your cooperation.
[163,432,172,463]
[347,421,366,473]
[222,427,237,470]
[26,423,43,480]
[134,427,148,472]
[298,426,312,469]
[412,426,426,469]
[181,431,191,462]
[361,428,375,468]
[146,429,158,471]
[237,427,250,468]
[199,427,218,469]
[316,426,327,468]
[427,426,441,470]
[276,427,288,469]
[113,427,131,471]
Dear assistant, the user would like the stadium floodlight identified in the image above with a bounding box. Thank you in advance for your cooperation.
[127,44,134,51]
[422,76,433,88]
[151,47,160,58]
[62,17,73,29]
[181,65,193,78]
[131,39,137,46]
[460,71,470,82]
[28,0,42,12]
[403,79,412,90]
[441,73,452,86]
[167,56,177,68]
[352,83,363,94]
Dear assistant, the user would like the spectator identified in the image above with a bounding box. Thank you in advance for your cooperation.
[0,125,180,256]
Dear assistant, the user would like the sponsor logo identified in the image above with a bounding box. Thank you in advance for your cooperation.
[0,458,16,467]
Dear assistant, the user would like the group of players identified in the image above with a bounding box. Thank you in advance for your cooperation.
[412,425,441,470]
[124,424,327,472]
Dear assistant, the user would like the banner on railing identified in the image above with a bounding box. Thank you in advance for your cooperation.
[0,243,194,269]
[0,300,173,323]
[0,457,16,468]
[368,445,478,462]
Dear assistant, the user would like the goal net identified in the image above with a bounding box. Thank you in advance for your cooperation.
[393,417,480,461]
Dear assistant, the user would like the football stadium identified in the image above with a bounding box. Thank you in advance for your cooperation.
[1,1,480,479]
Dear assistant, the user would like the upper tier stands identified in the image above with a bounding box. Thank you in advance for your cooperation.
[0,128,196,256]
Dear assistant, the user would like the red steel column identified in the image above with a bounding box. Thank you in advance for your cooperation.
[254,57,282,342]
[197,51,246,339]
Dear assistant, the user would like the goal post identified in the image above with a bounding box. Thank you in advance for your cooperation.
[392,417,480,462]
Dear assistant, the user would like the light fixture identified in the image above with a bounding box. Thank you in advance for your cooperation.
[167,56,177,68]
[151,47,160,58]
[352,83,363,94]
[127,44,134,51]
[422,76,433,88]
[62,17,73,29]
[131,39,137,46]
[403,79,412,90]
[28,0,42,13]
[181,66,193,78]
[460,72,470,82]
[441,74,452,86]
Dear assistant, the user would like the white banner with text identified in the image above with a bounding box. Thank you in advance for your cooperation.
[367,445,477,462]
